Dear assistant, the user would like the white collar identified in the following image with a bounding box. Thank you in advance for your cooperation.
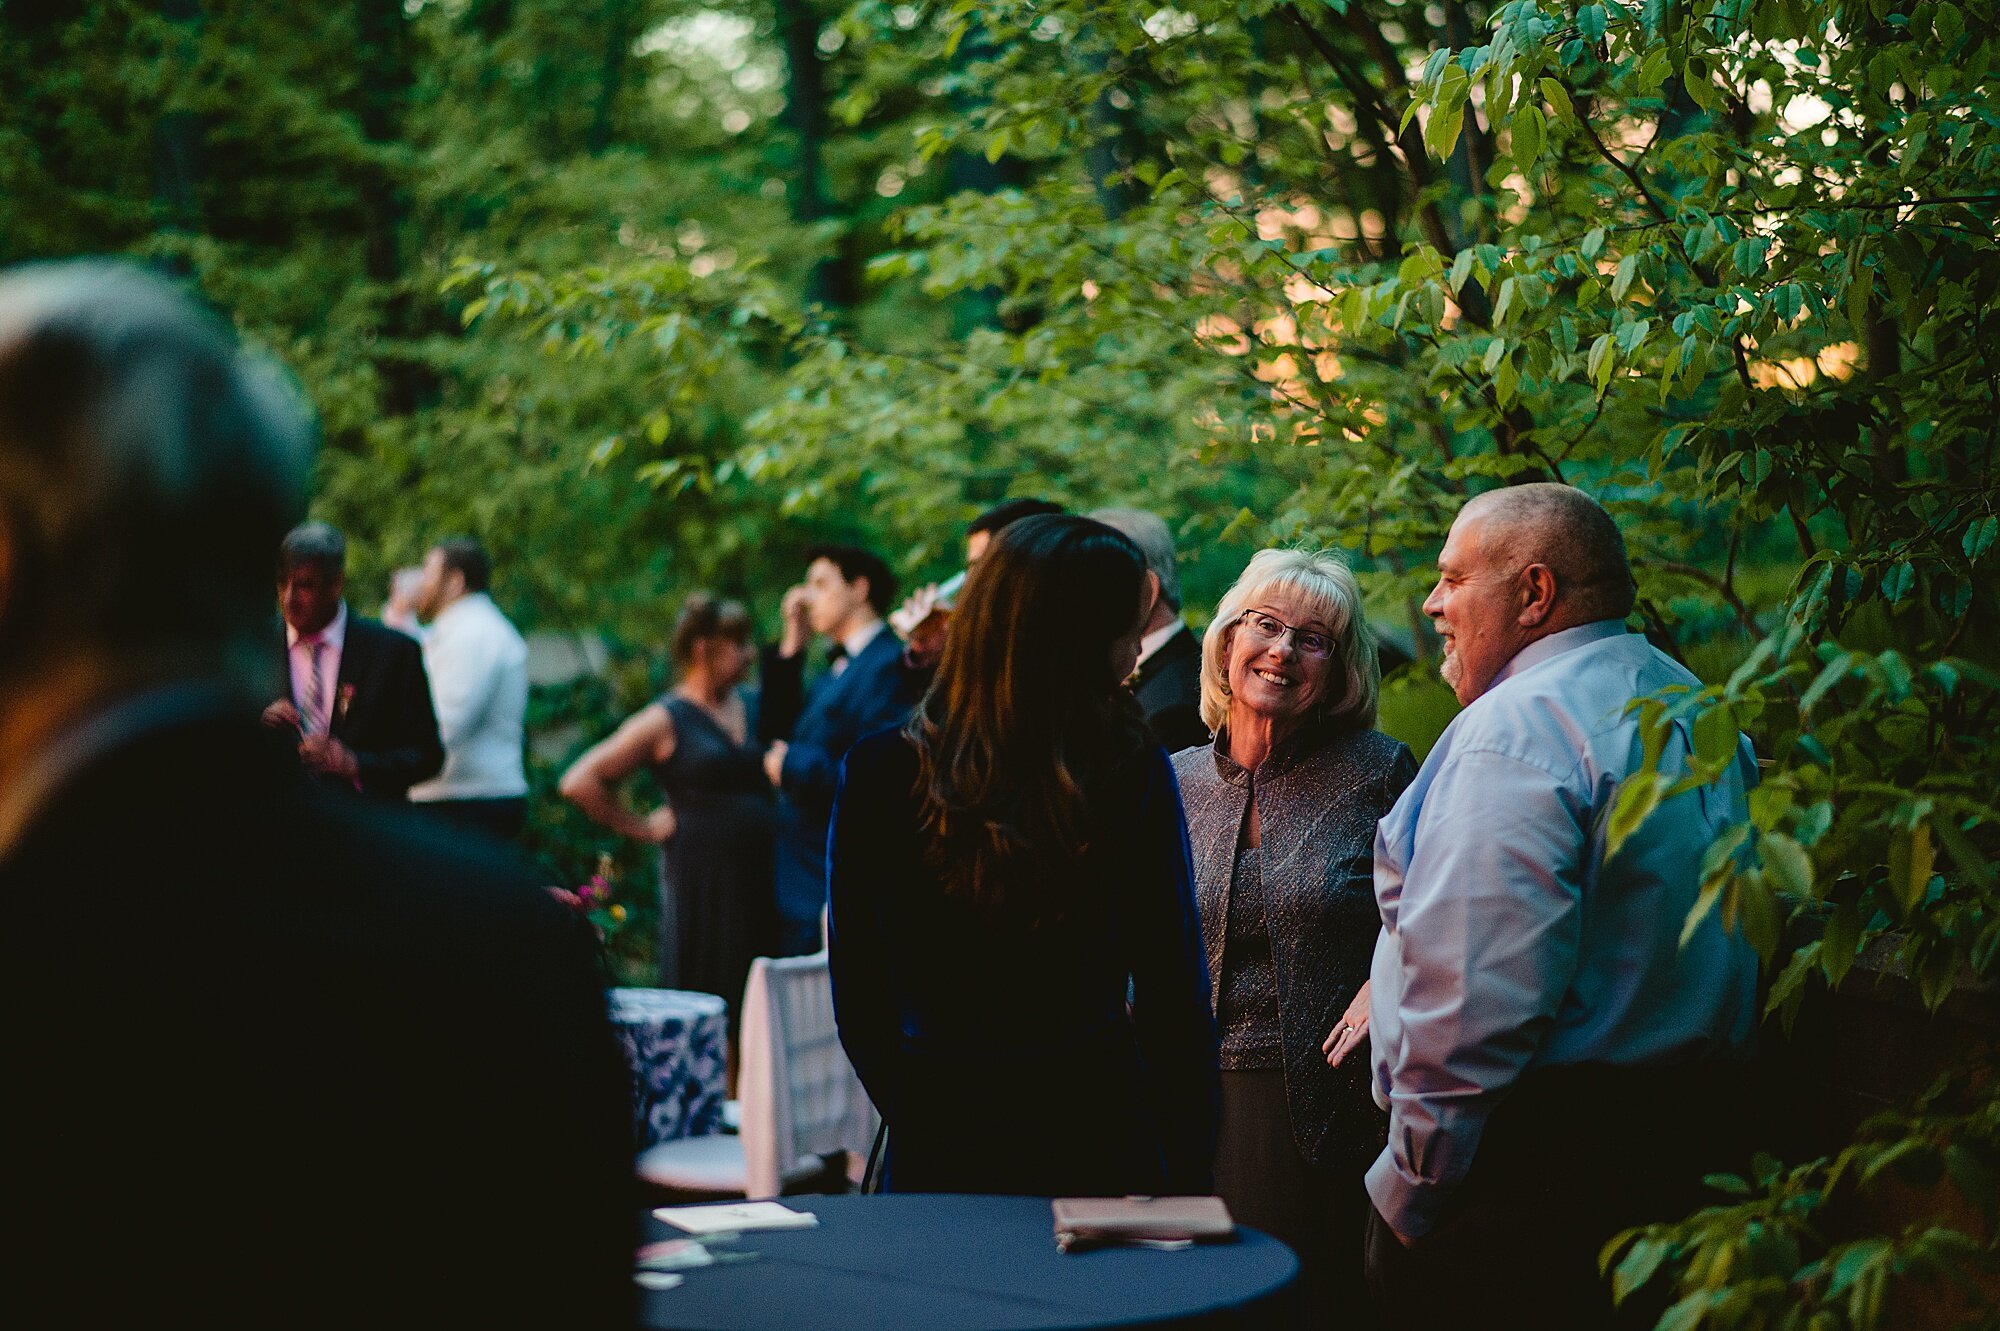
[841,617,888,660]
[1490,619,1629,689]
[1137,617,1186,668]
[286,600,348,651]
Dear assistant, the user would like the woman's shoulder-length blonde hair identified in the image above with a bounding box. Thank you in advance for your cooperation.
[1199,547,1380,735]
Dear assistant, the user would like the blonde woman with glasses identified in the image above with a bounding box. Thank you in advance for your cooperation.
[1172,548,1415,1330]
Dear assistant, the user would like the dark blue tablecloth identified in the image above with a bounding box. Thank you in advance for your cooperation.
[641,1194,1299,1330]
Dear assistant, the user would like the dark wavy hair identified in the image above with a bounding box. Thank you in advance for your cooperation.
[907,514,1152,923]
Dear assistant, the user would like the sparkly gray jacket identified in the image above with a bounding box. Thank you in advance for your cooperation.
[1172,725,1416,1169]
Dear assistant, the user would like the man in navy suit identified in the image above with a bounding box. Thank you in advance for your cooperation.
[760,544,907,955]
[266,522,444,801]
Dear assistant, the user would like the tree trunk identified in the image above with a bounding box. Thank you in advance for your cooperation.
[1086,88,1145,219]
[1084,42,1149,219]
[152,0,204,257]
[1441,0,1491,229]
[586,0,635,156]
[944,23,1033,336]
[353,0,424,413]
[776,0,857,308]
[354,0,410,287]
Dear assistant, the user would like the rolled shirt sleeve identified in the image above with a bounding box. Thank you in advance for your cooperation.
[1365,746,1588,1238]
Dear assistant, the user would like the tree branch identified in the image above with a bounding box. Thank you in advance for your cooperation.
[1646,559,1763,640]
[1281,5,1493,324]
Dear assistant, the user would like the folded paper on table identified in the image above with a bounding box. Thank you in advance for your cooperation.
[654,1201,820,1235]
[1052,1196,1235,1254]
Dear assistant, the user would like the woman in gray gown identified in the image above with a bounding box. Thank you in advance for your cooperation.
[1172,549,1415,1331]
[561,594,775,1015]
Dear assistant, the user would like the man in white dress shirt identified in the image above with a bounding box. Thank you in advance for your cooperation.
[407,537,531,839]
[1362,484,1758,1329]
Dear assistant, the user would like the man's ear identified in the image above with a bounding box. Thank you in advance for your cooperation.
[1517,563,1559,628]
[1144,569,1163,621]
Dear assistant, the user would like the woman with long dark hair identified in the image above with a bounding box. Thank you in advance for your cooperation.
[828,514,1220,1197]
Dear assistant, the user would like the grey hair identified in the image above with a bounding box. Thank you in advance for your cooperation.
[280,521,346,575]
[1199,547,1379,734]
[0,260,312,679]
[1461,483,1636,622]
[1088,507,1180,611]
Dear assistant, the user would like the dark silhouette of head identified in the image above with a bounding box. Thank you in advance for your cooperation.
[0,260,311,691]
[965,498,1064,562]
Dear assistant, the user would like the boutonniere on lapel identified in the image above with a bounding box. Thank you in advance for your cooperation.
[336,683,356,725]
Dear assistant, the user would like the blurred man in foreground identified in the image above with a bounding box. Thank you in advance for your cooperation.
[0,261,634,1330]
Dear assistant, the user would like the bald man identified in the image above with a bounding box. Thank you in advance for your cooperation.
[1362,484,1758,1328]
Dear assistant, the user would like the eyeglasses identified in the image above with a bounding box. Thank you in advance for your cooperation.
[1234,610,1335,658]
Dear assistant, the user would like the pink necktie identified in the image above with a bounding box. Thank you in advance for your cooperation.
[302,639,326,735]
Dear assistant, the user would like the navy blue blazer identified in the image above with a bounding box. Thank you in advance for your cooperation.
[759,628,911,931]
[827,728,1221,1197]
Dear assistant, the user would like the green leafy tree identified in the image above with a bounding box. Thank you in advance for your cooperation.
[12,0,1998,1300]
[469,0,2000,1316]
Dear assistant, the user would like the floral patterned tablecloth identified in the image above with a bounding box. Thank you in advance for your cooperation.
[608,987,728,1147]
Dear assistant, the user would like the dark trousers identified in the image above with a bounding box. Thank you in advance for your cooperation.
[418,797,527,842]
[1366,1062,1749,1331]
[1215,1069,1372,1331]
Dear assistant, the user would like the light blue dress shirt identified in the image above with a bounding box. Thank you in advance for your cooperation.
[1365,620,1759,1238]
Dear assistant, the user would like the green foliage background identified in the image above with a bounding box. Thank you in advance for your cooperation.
[6,0,1998,1322]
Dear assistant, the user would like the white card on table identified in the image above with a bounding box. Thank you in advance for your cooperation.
[652,1201,820,1234]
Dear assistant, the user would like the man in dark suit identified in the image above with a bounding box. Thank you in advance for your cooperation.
[266,521,443,800]
[0,261,634,1329]
[760,544,908,955]
[1092,507,1210,753]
